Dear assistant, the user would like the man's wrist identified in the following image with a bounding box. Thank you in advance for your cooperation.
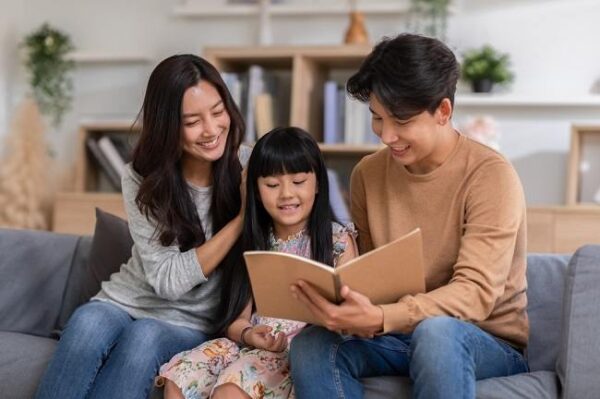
[373,305,385,334]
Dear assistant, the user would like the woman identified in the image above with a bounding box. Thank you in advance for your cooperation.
[35,54,250,399]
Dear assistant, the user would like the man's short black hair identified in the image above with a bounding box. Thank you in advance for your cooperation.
[347,33,459,120]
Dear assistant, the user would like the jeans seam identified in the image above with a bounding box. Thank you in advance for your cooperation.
[464,326,480,396]
[330,341,346,399]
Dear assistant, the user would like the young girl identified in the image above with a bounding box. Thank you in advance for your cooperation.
[157,127,358,399]
[35,54,249,399]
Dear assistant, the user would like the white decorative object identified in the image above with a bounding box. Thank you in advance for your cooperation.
[461,115,500,151]
[258,0,273,45]
[594,186,600,203]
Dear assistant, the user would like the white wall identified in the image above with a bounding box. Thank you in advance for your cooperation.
[0,1,23,147]
[1,0,599,203]
[449,0,600,204]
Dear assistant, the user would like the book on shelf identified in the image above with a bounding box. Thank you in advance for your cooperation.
[222,66,290,142]
[323,80,340,144]
[244,228,426,325]
[327,169,350,223]
[244,65,265,143]
[344,95,370,145]
[97,136,127,178]
[86,137,122,191]
[110,135,134,164]
[222,72,243,109]
[254,93,275,138]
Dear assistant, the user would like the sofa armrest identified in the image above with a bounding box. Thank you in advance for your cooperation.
[0,228,80,337]
[557,245,600,399]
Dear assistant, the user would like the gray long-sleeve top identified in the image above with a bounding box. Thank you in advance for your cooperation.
[94,147,250,334]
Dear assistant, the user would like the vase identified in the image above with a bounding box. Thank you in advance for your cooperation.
[472,79,494,93]
[344,11,369,45]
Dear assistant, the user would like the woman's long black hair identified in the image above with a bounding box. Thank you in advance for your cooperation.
[132,54,244,252]
[215,127,335,333]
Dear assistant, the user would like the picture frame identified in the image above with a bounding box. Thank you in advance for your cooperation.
[566,125,600,205]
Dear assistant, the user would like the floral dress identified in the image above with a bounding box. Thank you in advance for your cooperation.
[157,222,355,399]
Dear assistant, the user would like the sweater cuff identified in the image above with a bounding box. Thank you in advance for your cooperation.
[181,247,208,284]
[379,298,415,334]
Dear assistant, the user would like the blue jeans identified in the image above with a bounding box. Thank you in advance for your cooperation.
[35,301,208,399]
[289,316,528,399]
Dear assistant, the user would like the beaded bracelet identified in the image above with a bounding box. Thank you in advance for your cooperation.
[240,325,253,347]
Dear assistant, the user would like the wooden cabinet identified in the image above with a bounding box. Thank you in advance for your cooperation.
[527,206,600,253]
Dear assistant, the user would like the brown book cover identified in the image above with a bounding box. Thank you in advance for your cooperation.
[244,228,426,325]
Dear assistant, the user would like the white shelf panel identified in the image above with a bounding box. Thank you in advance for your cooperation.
[174,1,411,17]
[455,94,600,107]
[68,52,152,64]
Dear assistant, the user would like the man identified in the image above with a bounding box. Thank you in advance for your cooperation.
[289,33,528,399]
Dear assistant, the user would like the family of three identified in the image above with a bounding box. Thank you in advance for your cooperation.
[35,33,528,399]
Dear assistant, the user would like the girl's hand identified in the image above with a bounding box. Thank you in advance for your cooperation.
[291,281,384,338]
[245,325,288,352]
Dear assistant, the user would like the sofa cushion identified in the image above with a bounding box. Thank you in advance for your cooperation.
[476,371,559,399]
[57,208,133,331]
[557,245,600,399]
[0,331,58,399]
[0,228,79,337]
[56,235,92,331]
[363,376,411,398]
[362,371,559,399]
[525,253,570,371]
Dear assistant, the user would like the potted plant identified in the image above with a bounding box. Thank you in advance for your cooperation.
[408,0,451,41]
[461,45,513,93]
[22,23,75,127]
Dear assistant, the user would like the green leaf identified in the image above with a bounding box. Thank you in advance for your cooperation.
[21,23,75,127]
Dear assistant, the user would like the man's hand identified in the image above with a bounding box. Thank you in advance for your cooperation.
[291,281,384,338]
[244,325,288,352]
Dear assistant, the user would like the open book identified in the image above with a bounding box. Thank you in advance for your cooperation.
[243,228,426,325]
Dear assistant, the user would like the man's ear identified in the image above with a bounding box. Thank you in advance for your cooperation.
[436,98,453,125]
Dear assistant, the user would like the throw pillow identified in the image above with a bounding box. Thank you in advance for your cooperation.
[56,208,133,332]
[85,208,134,299]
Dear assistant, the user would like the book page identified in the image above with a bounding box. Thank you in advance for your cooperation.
[336,228,426,304]
[244,251,337,324]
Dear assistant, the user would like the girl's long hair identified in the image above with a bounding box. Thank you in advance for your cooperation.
[215,127,335,333]
[132,54,244,253]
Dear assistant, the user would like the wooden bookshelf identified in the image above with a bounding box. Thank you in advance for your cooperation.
[53,46,600,255]
[204,45,373,143]
[73,121,139,192]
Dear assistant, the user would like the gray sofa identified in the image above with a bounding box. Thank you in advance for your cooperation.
[1,225,599,399]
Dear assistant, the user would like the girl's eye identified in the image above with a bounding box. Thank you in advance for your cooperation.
[293,179,307,185]
[266,183,279,188]
[213,109,225,116]
[395,119,410,126]
[185,120,200,127]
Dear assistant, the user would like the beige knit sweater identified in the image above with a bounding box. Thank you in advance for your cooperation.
[350,134,528,348]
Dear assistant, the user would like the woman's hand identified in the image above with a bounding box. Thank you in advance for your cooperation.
[291,281,384,338]
[244,325,288,352]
